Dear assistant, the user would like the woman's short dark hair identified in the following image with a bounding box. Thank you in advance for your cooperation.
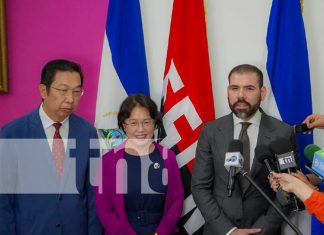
[118,94,162,131]
[40,59,84,90]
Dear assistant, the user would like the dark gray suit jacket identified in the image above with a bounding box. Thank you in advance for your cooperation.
[191,112,297,235]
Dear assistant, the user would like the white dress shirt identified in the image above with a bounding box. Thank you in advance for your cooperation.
[39,104,69,151]
[226,110,262,235]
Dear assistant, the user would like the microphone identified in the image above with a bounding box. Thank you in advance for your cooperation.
[233,142,302,234]
[270,138,305,211]
[304,144,320,161]
[269,138,297,173]
[255,144,291,207]
[255,145,276,173]
[224,140,244,197]
[304,144,324,179]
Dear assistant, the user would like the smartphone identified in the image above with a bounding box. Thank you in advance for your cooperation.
[294,123,313,133]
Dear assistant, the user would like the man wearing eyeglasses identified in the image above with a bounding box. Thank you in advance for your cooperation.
[0,59,103,235]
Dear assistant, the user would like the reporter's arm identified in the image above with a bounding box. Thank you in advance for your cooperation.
[273,172,324,223]
[304,191,324,223]
[289,180,314,202]
[272,173,314,201]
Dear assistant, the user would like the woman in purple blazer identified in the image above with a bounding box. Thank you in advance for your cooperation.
[95,94,184,235]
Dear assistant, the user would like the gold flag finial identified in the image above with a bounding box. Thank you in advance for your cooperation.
[300,0,304,13]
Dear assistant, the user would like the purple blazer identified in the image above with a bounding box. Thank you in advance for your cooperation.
[95,142,184,235]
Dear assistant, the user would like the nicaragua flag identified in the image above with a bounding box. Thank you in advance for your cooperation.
[266,0,313,167]
[95,0,150,148]
[265,0,315,234]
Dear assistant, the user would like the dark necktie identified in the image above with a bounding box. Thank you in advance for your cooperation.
[53,122,65,178]
[238,122,251,192]
[239,122,251,172]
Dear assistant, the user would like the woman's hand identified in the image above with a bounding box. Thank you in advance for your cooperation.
[272,172,315,201]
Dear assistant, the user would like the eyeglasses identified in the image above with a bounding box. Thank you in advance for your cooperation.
[124,119,155,129]
[50,86,84,97]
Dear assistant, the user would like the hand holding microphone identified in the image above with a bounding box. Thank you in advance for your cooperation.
[226,141,303,234]
[271,172,315,202]
[270,170,317,191]
[263,138,305,211]
[254,139,296,192]
[294,113,324,134]
[303,113,324,129]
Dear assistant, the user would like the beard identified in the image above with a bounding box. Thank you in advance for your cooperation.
[228,97,261,120]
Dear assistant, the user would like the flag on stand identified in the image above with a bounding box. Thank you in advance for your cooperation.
[265,0,315,234]
[158,0,215,234]
[95,0,150,149]
[266,0,313,168]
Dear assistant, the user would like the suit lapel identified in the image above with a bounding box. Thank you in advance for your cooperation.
[60,115,76,192]
[219,114,234,147]
[30,109,54,168]
[219,114,234,183]
[30,108,47,139]
[241,113,275,193]
[31,107,61,189]
[250,113,274,178]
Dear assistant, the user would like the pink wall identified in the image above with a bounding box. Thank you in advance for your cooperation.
[0,0,109,126]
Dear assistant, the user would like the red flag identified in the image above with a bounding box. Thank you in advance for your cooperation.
[158,0,215,233]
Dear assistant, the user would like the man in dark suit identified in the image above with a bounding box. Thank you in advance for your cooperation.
[0,59,102,235]
[191,64,297,235]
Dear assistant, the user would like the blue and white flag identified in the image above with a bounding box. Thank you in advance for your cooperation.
[265,1,315,234]
[266,0,313,169]
[95,0,150,148]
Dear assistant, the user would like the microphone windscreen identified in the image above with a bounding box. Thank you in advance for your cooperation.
[255,145,274,163]
[304,144,320,161]
[228,140,243,154]
[269,138,292,155]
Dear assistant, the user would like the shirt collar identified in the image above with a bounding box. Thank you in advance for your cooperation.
[39,104,69,129]
[233,109,262,127]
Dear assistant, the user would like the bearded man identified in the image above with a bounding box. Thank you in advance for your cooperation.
[191,64,297,235]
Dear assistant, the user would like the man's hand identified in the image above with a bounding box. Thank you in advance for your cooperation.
[230,228,262,235]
